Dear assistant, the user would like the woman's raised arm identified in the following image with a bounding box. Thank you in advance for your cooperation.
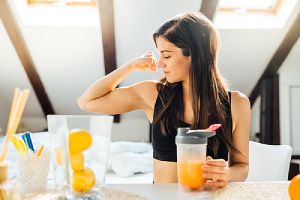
[77,52,157,115]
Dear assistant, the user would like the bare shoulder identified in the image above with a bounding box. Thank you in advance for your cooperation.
[230,91,250,108]
[230,91,251,130]
[132,80,159,108]
[133,80,158,91]
[133,80,158,98]
[130,80,159,121]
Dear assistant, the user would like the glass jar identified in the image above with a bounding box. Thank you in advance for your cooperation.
[47,115,113,199]
[0,161,21,200]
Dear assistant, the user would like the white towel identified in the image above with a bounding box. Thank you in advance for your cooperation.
[110,151,153,177]
[110,141,152,154]
[108,142,153,177]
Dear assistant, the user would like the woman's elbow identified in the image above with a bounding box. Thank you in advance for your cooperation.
[77,96,88,111]
[77,97,104,113]
[242,164,249,181]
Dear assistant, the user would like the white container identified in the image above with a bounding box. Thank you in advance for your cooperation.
[19,148,51,193]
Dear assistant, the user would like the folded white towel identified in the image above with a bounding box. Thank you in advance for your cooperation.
[110,141,152,154]
[110,150,153,177]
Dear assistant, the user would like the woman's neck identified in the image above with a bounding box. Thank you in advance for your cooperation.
[182,80,191,103]
[182,79,194,124]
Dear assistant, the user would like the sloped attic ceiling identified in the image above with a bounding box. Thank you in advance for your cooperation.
[0,0,299,134]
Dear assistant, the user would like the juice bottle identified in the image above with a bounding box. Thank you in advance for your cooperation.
[176,127,215,191]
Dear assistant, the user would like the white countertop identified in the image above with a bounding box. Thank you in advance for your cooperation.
[22,181,290,200]
[106,182,290,200]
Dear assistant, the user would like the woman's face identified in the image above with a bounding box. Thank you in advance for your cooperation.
[156,36,191,83]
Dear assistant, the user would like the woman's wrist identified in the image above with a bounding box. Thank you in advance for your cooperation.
[227,163,249,182]
[227,166,232,182]
[122,61,137,73]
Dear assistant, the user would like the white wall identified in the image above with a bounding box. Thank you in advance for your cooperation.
[0,0,202,141]
[1,0,300,142]
[279,38,300,154]
[0,19,46,134]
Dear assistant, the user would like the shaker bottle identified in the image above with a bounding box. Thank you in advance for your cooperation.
[176,127,215,191]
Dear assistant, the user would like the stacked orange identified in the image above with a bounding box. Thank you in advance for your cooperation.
[289,174,300,200]
[68,129,95,193]
[177,161,205,190]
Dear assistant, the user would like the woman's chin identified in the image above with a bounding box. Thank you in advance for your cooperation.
[166,78,179,84]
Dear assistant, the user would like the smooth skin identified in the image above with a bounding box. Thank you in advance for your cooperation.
[78,36,251,188]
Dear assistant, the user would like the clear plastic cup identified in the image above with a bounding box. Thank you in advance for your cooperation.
[47,115,113,197]
[176,128,215,191]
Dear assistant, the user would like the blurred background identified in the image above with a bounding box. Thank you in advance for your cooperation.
[0,0,299,175]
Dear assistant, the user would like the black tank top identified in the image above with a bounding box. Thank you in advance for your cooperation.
[151,86,232,162]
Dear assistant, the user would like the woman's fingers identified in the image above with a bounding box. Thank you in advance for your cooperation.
[204,180,216,191]
[202,164,227,174]
[205,158,227,167]
[203,171,227,181]
[130,51,158,71]
[204,180,226,190]
[150,54,158,71]
[203,157,229,187]
[213,180,227,188]
[203,157,227,175]
[146,54,157,71]
[205,180,226,188]
[143,59,156,71]
[143,54,157,71]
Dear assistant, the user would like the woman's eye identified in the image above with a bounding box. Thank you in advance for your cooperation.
[164,56,171,59]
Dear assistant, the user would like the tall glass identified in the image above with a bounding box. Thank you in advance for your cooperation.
[47,115,113,198]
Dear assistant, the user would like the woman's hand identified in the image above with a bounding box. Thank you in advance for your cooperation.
[202,156,230,189]
[127,51,158,72]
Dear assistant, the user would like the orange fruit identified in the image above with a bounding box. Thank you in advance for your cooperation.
[69,153,84,171]
[71,167,96,193]
[68,129,92,154]
[289,174,300,200]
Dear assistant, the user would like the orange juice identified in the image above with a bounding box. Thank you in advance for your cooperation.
[178,161,204,190]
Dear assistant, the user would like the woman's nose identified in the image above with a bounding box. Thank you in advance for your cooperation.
[158,59,165,68]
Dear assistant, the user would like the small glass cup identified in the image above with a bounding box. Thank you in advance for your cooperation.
[47,115,113,199]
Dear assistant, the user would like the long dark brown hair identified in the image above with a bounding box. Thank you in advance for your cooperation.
[152,12,239,156]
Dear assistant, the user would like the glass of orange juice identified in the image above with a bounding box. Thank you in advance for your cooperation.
[176,127,215,191]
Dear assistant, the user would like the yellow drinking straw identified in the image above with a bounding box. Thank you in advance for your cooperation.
[37,145,44,157]
[11,135,27,156]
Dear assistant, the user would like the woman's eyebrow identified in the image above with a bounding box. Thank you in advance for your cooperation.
[160,50,172,53]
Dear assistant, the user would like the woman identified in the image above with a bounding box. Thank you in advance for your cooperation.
[78,12,250,188]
